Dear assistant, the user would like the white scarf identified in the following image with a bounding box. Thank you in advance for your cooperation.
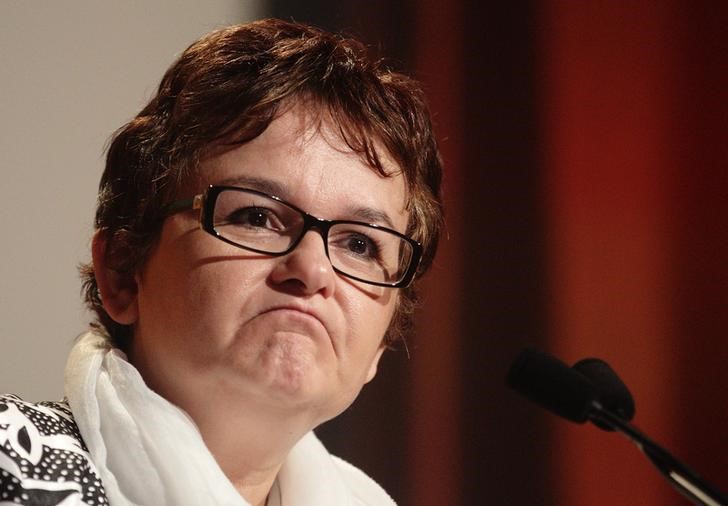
[64,331,394,506]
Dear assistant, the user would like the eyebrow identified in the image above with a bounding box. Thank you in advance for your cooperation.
[214,175,398,230]
[348,206,396,229]
[216,176,288,199]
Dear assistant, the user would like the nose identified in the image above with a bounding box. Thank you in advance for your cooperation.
[269,230,336,297]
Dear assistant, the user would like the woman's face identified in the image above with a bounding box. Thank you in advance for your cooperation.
[125,105,407,426]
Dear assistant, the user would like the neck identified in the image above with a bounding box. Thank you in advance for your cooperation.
[174,387,318,505]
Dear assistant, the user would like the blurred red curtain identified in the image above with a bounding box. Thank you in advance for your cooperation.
[540,1,728,504]
[408,0,728,504]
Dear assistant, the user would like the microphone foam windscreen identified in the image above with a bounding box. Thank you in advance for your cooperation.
[506,348,597,423]
[573,358,635,423]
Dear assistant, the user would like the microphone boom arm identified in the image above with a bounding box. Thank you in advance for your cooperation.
[590,402,728,506]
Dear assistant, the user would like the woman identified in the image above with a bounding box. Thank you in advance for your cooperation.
[0,18,443,505]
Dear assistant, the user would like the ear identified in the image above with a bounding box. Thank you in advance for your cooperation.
[364,346,386,383]
[91,230,139,325]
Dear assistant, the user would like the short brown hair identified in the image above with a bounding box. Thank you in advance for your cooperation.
[81,18,443,350]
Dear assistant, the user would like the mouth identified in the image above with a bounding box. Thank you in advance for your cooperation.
[259,304,328,334]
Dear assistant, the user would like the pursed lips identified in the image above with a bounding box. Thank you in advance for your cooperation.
[257,304,330,337]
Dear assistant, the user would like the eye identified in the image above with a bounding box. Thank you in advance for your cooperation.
[225,206,283,231]
[342,232,382,260]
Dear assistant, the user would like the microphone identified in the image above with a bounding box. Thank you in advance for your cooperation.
[506,348,728,506]
[572,357,635,430]
[506,348,597,423]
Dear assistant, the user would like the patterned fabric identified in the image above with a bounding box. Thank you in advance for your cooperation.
[0,394,108,505]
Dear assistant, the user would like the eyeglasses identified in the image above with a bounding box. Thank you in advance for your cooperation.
[166,186,422,288]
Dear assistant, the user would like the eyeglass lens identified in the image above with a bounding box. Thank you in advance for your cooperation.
[210,188,414,285]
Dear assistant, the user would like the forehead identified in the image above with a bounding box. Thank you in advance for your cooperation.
[193,104,409,230]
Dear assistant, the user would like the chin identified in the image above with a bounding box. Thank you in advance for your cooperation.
[256,357,328,405]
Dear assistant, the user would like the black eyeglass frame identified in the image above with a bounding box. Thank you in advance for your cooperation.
[166,185,423,288]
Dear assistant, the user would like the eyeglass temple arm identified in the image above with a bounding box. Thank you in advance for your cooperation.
[165,194,204,216]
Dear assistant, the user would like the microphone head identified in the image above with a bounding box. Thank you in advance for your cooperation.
[506,348,597,423]
[573,358,635,430]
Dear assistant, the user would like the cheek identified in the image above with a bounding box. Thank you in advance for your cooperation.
[342,288,398,346]
[137,252,267,347]
[180,260,268,329]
